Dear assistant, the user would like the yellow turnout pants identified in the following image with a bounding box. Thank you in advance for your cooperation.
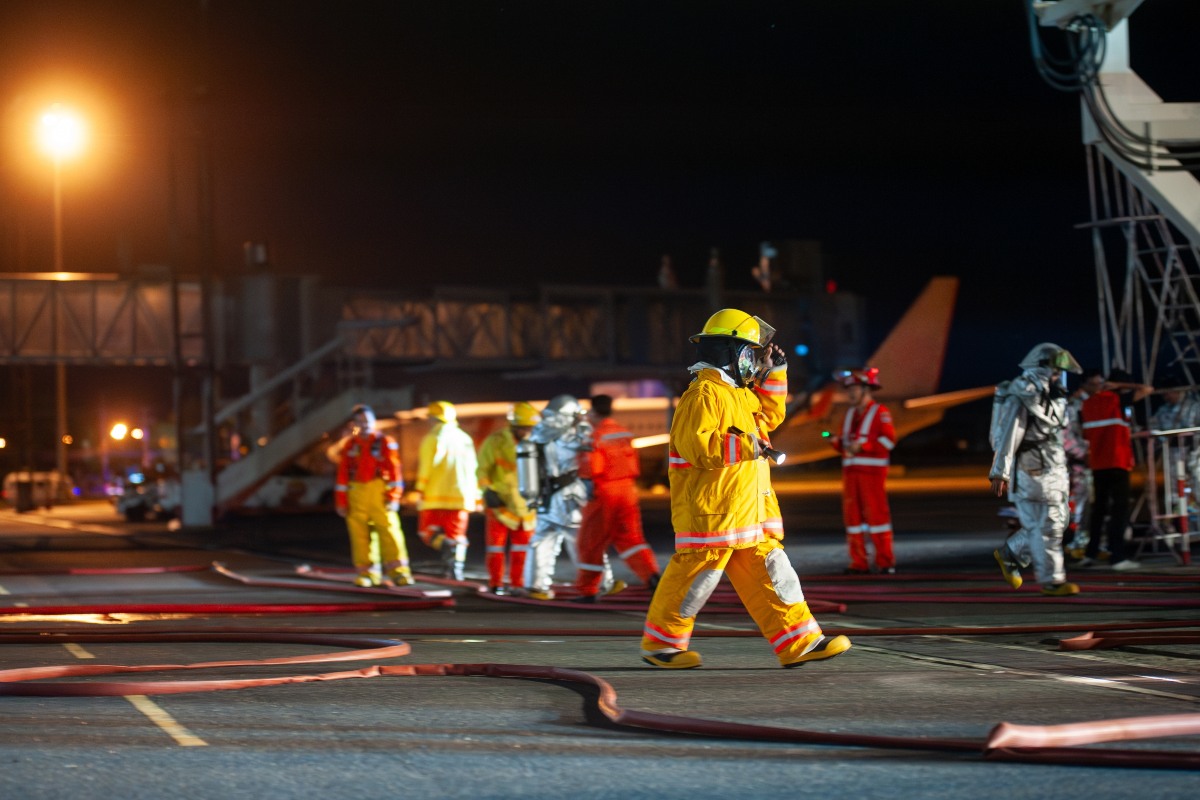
[345,479,411,579]
[640,538,823,665]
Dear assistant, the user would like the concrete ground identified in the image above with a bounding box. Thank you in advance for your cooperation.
[0,479,1197,799]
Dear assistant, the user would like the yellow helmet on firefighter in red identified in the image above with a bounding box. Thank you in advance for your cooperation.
[427,400,456,423]
[837,367,882,390]
[506,401,541,428]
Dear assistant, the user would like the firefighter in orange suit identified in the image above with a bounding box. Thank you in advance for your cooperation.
[641,308,851,669]
[572,394,661,602]
[415,401,480,581]
[477,402,539,594]
[335,404,413,587]
[829,368,896,575]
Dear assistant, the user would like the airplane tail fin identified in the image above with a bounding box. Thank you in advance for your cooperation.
[867,276,959,398]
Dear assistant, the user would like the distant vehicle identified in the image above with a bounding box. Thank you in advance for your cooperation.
[114,471,181,522]
[241,466,335,511]
[2,470,74,511]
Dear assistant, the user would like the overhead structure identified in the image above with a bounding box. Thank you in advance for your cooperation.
[1028,0,1200,384]
[1028,0,1200,561]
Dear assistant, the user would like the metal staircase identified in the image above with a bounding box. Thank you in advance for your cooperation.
[201,332,412,515]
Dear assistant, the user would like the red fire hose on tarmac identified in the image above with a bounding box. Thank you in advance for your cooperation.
[0,630,1198,770]
[2,561,1197,768]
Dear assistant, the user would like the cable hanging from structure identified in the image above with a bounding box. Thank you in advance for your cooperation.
[1025,1,1200,173]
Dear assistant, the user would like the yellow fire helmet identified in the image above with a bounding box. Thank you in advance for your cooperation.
[506,401,541,427]
[427,400,457,423]
[689,308,774,348]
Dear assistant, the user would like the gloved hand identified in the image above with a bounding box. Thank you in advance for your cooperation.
[482,488,504,508]
[729,426,761,461]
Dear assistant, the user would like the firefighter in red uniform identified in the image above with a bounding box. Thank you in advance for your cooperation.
[829,368,897,575]
[572,394,661,602]
[1079,368,1152,570]
[335,404,412,587]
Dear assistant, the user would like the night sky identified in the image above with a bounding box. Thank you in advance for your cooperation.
[2,0,1199,396]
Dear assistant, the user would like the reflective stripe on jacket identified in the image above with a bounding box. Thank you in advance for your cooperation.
[581,417,640,485]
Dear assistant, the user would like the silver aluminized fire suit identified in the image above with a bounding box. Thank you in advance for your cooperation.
[989,345,1080,586]
[525,396,614,596]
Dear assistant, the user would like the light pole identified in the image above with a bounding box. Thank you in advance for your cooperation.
[36,104,87,499]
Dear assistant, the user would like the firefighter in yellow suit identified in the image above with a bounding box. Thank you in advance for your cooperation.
[335,404,413,587]
[477,402,540,594]
[641,309,852,669]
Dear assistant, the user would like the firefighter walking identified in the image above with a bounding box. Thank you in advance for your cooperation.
[415,401,480,581]
[335,404,413,587]
[572,394,660,602]
[641,308,851,669]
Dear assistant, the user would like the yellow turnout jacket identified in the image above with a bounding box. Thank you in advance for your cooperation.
[667,365,787,551]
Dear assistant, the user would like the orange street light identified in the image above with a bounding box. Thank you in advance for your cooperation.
[110,423,129,441]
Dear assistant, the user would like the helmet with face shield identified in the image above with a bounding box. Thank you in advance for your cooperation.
[690,308,774,387]
[1018,343,1082,374]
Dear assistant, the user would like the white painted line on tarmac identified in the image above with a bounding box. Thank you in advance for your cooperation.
[124,695,209,747]
[59,639,208,746]
[61,643,94,659]
[0,582,9,595]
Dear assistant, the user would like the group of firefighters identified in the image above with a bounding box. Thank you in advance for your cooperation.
[332,388,662,602]
[329,308,1174,671]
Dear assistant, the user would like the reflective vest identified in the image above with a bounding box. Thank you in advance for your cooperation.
[1081,390,1134,471]
[335,432,403,510]
[835,400,895,471]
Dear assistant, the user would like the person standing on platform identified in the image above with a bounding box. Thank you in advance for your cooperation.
[571,395,661,603]
[335,404,413,587]
[989,343,1082,596]
[641,308,851,669]
[477,402,539,595]
[415,401,480,581]
[828,367,896,575]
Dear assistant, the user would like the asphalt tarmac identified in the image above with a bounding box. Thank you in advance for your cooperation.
[0,478,1197,800]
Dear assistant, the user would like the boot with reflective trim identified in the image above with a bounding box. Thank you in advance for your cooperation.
[389,569,414,587]
[782,635,852,668]
[354,573,377,588]
[642,649,702,669]
[1040,582,1080,596]
[993,549,1022,590]
[526,587,555,601]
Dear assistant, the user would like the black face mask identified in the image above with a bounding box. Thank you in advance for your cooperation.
[697,338,756,387]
